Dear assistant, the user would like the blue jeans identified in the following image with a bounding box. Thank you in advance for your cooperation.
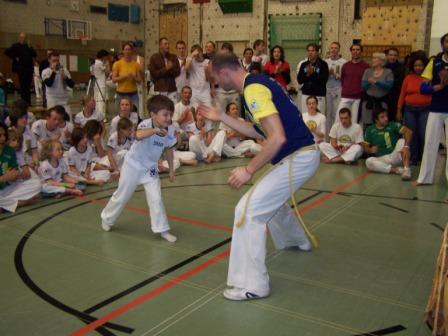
[403,105,429,163]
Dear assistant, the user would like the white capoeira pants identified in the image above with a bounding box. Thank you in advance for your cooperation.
[227,148,320,293]
[101,160,170,233]
[161,150,197,171]
[189,130,226,161]
[94,85,107,116]
[46,98,72,121]
[365,139,404,174]
[191,89,212,107]
[326,87,342,133]
[319,142,363,162]
[337,98,361,124]
[301,94,326,116]
[0,171,41,212]
[417,112,448,184]
[223,140,261,158]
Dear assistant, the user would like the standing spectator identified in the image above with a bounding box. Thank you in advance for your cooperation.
[338,44,370,124]
[319,108,364,164]
[363,109,412,180]
[39,49,53,108]
[185,45,212,107]
[252,39,269,66]
[216,43,241,117]
[361,52,394,125]
[4,33,36,104]
[396,53,431,165]
[415,33,448,186]
[112,42,141,113]
[325,42,347,131]
[385,47,406,121]
[0,73,7,122]
[149,38,180,104]
[92,49,110,116]
[41,52,74,118]
[240,48,253,72]
[33,61,43,103]
[175,40,189,99]
[204,41,216,60]
[297,43,329,115]
[264,46,291,90]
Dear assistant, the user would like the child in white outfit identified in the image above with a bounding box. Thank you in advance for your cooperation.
[101,95,178,243]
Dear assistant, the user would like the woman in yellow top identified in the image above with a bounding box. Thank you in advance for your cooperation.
[112,42,142,114]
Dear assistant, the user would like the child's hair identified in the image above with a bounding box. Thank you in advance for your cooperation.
[249,62,262,73]
[12,99,29,114]
[40,139,62,161]
[306,96,320,112]
[71,127,86,148]
[117,117,133,132]
[191,44,203,53]
[253,39,265,49]
[52,105,70,122]
[82,95,94,106]
[147,95,174,114]
[225,102,237,113]
[47,105,66,119]
[9,103,28,127]
[0,122,9,142]
[8,127,23,150]
[119,96,133,106]
[83,120,103,140]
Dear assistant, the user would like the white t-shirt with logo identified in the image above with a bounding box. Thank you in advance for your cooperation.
[74,109,105,127]
[31,119,62,143]
[126,118,177,169]
[188,57,210,92]
[41,67,71,101]
[39,158,68,182]
[329,122,364,146]
[219,118,244,148]
[60,120,74,150]
[173,101,196,131]
[109,112,139,135]
[107,132,133,155]
[302,112,326,143]
[67,145,94,173]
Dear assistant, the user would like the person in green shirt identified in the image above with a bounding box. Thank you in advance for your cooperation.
[0,123,41,212]
[363,109,412,180]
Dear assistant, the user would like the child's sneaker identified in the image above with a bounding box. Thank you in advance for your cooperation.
[161,231,177,243]
[101,222,112,232]
[401,167,411,180]
[223,287,269,301]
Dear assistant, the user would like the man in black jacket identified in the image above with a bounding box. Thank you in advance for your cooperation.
[297,43,329,115]
[4,33,36,104]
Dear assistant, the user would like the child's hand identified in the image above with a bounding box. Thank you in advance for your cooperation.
[4,169,20,182]
[51,132,61,140]
[155,128,167,137]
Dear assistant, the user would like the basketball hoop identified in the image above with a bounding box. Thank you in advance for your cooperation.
[80,36,88,46]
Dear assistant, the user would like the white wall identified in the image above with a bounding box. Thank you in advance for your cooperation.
[429,0,448,56]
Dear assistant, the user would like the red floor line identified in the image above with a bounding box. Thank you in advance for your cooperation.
[71,171,370,335]
[70,250,230,336]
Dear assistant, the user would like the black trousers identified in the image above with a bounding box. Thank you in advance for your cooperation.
[18,71,33,104]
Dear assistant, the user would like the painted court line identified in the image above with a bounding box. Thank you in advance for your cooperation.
[70,171,371,335]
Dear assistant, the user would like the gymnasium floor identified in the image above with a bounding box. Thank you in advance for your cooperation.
[1,152,447,336]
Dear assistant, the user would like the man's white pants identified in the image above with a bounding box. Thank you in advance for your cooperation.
[326,87,342,133]
[46,98,72,121]
[365,139,404,173]
[337,98,361,124]
[417,112,448,184]
[0,171,41,212]
[215,89,241,114]
[227,149,320,293]
[191,89,212,107]
[189,130,226,160]
[223,140,261,158]
[301,94,326,116]
[154,91,177,105]
[101,161,170,233]
[94,85,107,116]
[319,142,363,162]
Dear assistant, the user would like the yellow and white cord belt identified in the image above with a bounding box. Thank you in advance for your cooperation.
[235,144,320,248]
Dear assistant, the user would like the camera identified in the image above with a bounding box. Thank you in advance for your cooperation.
[55,64,62,71]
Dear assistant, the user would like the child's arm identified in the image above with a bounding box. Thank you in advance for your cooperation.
[135,127,167,140]
[93,134,107,158]
[69,165,81,176]
[106,147,119,172]
[204,130,214,146]
[165,147,175,182]
[62,173,77,186]
[20,165,32,180]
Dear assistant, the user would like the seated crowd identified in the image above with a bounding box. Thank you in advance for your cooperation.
[0,33,447,213]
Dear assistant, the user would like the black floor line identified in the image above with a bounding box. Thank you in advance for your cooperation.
[430,222,445,231]
[292,191,323,207]
[352,324,406,336]
[84,237,232,314]
[378,202,409,213]
[14,200,134,336]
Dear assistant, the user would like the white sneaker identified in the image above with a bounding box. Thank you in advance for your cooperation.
[161,231,177,243]
[298,241,312,252]
[401,167,411,180]
[101,222,112,232]
[223,287,270,301]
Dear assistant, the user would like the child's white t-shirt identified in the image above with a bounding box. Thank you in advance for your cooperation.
[31,119,62,143]
[74,109,105,127]
[109,112,138,135]
[107,132,133,155]
[67,145,94,173]
[302,112,326,143]
[219,119,244,148]
[173,102,196,131]
[39,158,68,182]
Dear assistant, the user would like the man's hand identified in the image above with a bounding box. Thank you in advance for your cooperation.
[197,105,223,122]
[228,167,252,189]
[306,63,314,75]
[166,60,174,71]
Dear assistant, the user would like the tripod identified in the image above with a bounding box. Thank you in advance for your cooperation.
[86,75,108,116]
